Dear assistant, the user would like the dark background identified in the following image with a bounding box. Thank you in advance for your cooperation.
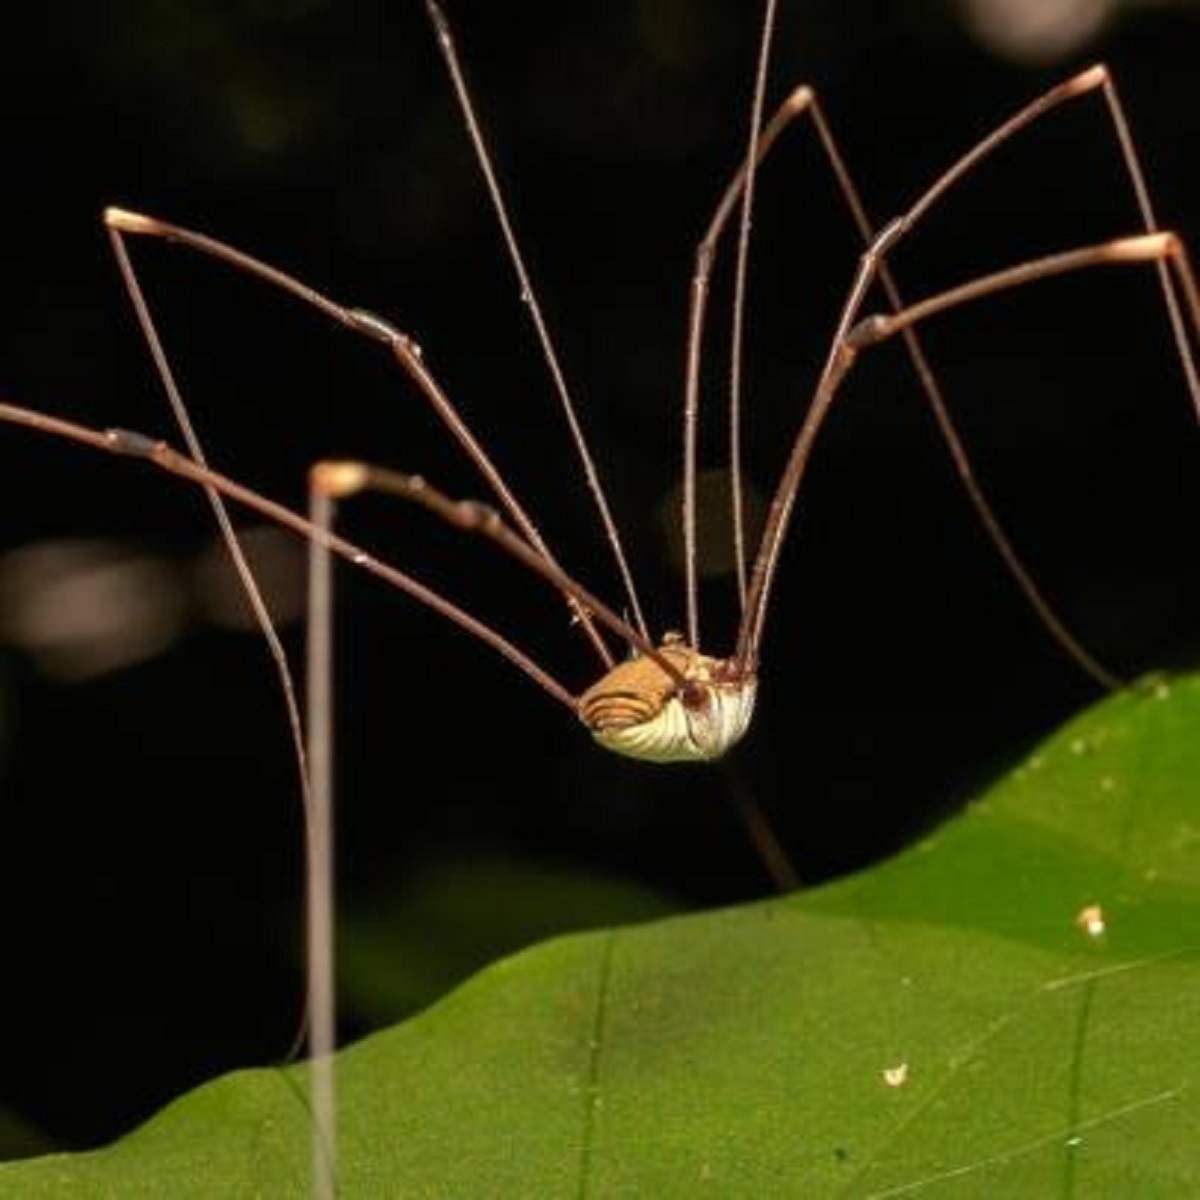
[1,0,1197,1153]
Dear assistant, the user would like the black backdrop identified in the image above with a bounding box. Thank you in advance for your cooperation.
[2,0,1198,1151]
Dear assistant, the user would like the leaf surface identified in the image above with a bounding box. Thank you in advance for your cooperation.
[5,674,1197,1196]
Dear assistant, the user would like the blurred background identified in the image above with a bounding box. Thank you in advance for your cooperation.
[1,0,1198,1155]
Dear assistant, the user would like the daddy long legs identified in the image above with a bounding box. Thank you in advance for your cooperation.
[2,0,1200,1185]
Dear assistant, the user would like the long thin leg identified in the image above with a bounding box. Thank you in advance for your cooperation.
[692,68,1181,691]
[105,223,316,868]
[0,395,705,706]
[722,0,780,632]
[737,68,1200,672]
[309,461,697,693]
[740,229,1199,669]
[425,0,650,645]
[897,67,1197,415]
[849,233,1200,352]
[105,208,618,672]
[111,218,332,1180]
[718,755,802,893]
[0,401,591,710]
[305,483,337,1200]
[684,86,812,647]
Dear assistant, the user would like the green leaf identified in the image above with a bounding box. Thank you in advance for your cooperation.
[5,673,1197,1195]
[338,853,684,1026]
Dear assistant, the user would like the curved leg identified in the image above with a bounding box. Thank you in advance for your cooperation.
[736,68,1199,680]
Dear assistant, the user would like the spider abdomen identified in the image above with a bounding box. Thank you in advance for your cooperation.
[578,638,757,763]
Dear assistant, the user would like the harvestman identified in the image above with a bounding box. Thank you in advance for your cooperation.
[2,0,1198,1191]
